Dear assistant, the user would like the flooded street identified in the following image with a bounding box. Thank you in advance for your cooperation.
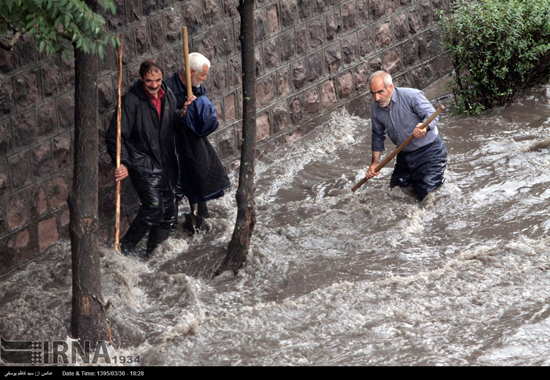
[2,85,550,366]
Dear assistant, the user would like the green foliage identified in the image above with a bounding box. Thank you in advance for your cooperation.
[0,0,118,59]
[439,0,550,115]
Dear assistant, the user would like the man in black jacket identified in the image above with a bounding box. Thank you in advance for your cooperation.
[165,52,230,229]
[106,59,179,259]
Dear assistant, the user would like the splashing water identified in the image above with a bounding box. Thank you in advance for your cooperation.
[2,88,550,365]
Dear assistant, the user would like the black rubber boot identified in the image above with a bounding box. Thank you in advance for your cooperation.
[144,226,171,260]
[120,217,150,256]
[188,199,209,219]
[182,213,206,234]
[197,201,209,218]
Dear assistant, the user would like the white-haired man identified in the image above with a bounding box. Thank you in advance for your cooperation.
[165,53,230,230]
[366,71,447,201]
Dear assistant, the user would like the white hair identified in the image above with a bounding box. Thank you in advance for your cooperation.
[369,71,393,88]
[184,52,211,73]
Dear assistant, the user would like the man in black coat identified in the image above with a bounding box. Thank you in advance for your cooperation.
[165,52,230,227]
[105,59,179,259]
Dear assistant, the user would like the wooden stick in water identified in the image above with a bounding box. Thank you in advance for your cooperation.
[351,105,445,192]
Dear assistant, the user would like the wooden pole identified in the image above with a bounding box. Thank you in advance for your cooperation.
[182,26,197,227]
[351,105,445,192]
[115,38,123,251]
[182,26,192,98]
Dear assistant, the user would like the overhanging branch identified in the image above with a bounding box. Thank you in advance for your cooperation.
[0,31,22,51]
[0,13,22,51]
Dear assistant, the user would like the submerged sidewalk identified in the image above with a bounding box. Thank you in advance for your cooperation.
[424,74,453,101]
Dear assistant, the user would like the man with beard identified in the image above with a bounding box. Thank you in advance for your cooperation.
[366,71,447,201]
[106,59,178,259]
[165,53,230,230]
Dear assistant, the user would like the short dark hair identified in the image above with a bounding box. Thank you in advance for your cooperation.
[139,59,163,78]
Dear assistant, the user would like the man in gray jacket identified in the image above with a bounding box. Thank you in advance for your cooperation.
[366,71,447,201]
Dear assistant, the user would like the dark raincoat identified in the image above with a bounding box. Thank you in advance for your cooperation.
[164,72,230,204]
[105,80,179,228]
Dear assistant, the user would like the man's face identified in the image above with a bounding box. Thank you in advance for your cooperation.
[141,70,163,97]
[191,65,209,87]
[370,77,393,108]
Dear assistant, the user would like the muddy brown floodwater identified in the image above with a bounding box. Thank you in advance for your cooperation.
[2,83,550,366]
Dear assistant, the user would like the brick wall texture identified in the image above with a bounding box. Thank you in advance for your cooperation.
[0,0,451,275]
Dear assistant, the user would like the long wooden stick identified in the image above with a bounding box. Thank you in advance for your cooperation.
[351,105,445,192]
[182,26,192,99]
[115,38,123,251]
[182,26,197,228]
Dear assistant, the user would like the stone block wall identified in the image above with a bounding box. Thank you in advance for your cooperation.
[0,0,451,275]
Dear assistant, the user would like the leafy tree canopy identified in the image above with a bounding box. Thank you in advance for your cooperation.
[0,0,118,59]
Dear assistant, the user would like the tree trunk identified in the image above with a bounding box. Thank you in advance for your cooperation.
[68,0,108,346]
[216,0,256,275]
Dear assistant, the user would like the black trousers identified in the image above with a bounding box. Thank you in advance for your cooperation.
[129,171,176,229]
[390,136,447,201]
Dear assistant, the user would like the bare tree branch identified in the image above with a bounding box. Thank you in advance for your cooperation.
[0,32,22,51]
[0,13,23,51]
